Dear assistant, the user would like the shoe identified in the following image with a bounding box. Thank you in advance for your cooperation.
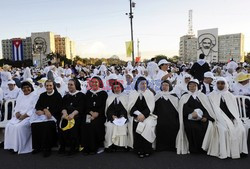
[0,142,4,148]
[137,152,144,158]
[144,153,151,157]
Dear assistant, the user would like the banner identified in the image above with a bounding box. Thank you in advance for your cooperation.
[12,39,24,61]
[126,41,132,57]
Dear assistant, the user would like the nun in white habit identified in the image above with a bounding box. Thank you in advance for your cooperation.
[104,80,128,151]
[127,76,157,158]
[208,77,248,159]
[4,81,38,154]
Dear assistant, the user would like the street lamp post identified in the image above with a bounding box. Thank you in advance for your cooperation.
[127,0,136,66]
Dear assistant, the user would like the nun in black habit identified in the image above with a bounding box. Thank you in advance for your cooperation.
[180,79,214,153]
[81,76,108,154]
[31,80,63,157]
[127,76,156,158]
[58,78,85,155]
[154,80,179,151]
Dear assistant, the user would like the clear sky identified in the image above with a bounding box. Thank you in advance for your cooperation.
[0,0,250,61]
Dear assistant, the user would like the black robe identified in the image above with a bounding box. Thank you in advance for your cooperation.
[190,62,210,82]
[32,91,63,150]
[59,92,85,151]
[81,90,108,153]
[183,95,214,153]
[200,82,213,95]
[130,96,152,154]
[106,98,127,122]
[154,96,179,151]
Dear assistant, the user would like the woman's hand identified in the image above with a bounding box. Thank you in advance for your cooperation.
[112,115,118,120]
[68,113,75,120]
[137,114,145,122]
[36,110,44,116]
[44,109,52,119]
[192,112,198,119]
[15,112,21,119]
[201,117,207,122]
[61,110,68,120]
[19,114,28,120]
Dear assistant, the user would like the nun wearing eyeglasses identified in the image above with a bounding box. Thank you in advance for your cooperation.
[176,79,215,155]
[58,78,85,155]
[154,80,179,152]
[104,81,128,152]
[127,76,157,158]
[81,76,108,155]
[4,81,38,154]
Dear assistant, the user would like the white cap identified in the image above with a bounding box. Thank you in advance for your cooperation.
[7,80,16,85]
[204,72,215,79]
[189,79,199,85]
[158,59,170,66]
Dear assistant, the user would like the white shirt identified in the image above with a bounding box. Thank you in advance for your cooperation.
[232,82,250,96]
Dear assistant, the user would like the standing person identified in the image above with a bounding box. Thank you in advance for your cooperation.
[190,54,210,82]
[4,81,37,154]
[64,64,72,81]
[154,80,179,151]
[81,76,108,155]
[147,58,159,80]
[127,77,156,158]
[156,59,172,81]
[58,79,85,155]
[104,81,128,151]
[30,80,63,157]
[0,65,12,91]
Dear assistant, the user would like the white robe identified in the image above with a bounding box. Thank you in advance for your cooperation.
[104,93,128,148]
[208,91,248,159]
[127,90,157,148]
[4,92,37,154]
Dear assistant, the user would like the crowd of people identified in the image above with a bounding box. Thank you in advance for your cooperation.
[0,53,249,159]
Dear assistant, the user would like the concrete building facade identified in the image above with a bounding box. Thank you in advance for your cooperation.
[179,35,197,62]
[218,33,244,62]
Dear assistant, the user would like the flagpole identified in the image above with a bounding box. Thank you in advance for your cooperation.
[128,0,135,66]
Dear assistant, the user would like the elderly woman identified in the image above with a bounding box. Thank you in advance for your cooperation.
[176,79,215,154]
[154,80,179,151]
[81,76,108,155]
[58,78,85,156]
[127,76,156,158]
[30,80,63,157]
[104,81,128,152]
[4,81,38,154]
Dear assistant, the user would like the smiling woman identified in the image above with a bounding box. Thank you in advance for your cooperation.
[4,81,38,154]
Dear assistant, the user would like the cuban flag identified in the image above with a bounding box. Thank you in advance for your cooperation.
[12,39,24,61]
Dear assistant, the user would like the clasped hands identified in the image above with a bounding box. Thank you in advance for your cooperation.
[191,111,207,122]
